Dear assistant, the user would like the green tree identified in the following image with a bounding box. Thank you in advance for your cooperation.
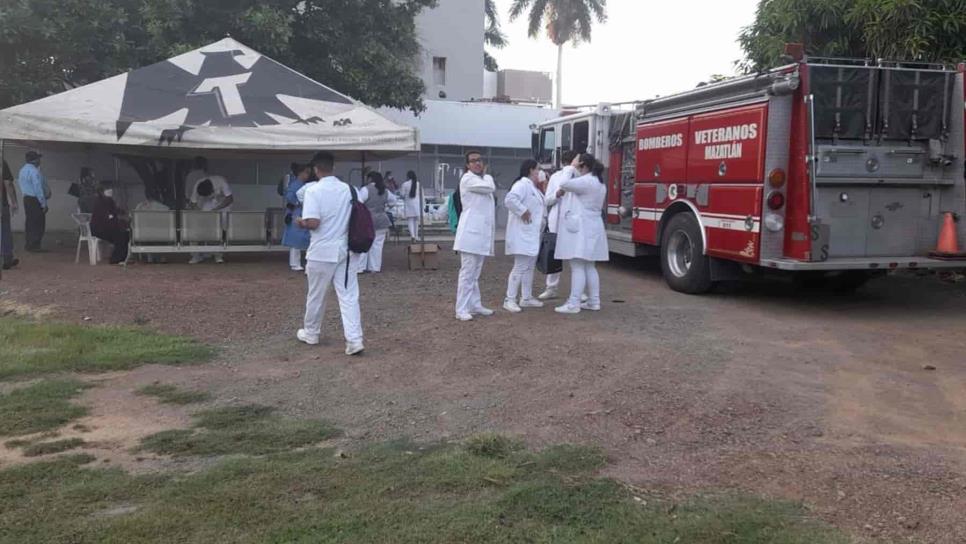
[484,0,508,72]
[739,0,966,72]
[509,0,607,108]
[0,0,436,112]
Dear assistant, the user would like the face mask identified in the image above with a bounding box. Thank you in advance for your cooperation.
[103,189,114,198]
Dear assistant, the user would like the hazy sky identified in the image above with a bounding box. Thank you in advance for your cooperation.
[490,0,760,105]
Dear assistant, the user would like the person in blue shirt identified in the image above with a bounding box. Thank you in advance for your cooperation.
[17,151,50,252]
[282,163,313,271]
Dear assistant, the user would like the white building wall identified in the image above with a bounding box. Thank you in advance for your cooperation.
[415,0,485,101]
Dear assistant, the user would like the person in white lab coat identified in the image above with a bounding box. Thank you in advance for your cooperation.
[538,150,579,300]
[398,171,422,241]
[295,151,365,356]
[554,153,610,314]
[503,159,547,313]
[453,150,496,321]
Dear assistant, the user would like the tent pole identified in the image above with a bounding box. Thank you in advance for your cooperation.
[113,156,120,204]
[0,138,4,282]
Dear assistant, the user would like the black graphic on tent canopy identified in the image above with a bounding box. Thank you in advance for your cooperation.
[115,49,353,141]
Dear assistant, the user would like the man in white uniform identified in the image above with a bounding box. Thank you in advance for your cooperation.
[296,151,364,355]
[538,150,578,300]
[453,150,497,321]
[188,173,234,264]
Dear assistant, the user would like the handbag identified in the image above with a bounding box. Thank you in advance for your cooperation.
[536,199,563,275]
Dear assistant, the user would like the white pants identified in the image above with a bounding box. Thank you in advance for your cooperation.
[455,252,486,316]
[351,252,366,273]
[567,259,600,307]
[303,259,363,343]
[289,248,302,269]
[545,272,560,291]
[363,229,388,272]
[406,217,419,240]
[506,254,537,301]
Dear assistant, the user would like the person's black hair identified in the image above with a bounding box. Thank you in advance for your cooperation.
[367,171,386,196]
[406,170,418,198]
[561,150,578,166]
[384,171,392,178]
[578,153,605,183]
[290,162,302,176]
[144,185,160,202]
[464,149,482,165]
[311,151,335,173]
[97,180,114,194]
[518,159,539,180]
[193,156,208,171]
[196,179,214,197]
[80,167,93,180]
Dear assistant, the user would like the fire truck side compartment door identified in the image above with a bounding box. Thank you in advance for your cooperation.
[865,189,929,256]
[636,118,689,184]
[687,104,767,184]
[819,187,870,258]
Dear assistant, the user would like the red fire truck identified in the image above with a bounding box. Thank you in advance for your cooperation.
[532,53,966,293]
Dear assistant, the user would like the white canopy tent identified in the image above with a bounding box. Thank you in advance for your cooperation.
[0,38,423,252]
[0,38,419,158]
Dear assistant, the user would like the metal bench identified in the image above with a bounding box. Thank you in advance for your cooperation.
[266,207,287,245]
[227,211,268,245]
[131,210,177,244]
[181,211,224,248]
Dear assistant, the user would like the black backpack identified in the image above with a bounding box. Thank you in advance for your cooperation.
[343,185,375,287]
[347,185,375,254]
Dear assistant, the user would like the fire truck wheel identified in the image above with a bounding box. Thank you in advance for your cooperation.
[660,213,713,294]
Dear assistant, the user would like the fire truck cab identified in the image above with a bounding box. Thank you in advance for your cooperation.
[532,56,966,293]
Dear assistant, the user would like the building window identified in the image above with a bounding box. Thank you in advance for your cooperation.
[432,57,447,86]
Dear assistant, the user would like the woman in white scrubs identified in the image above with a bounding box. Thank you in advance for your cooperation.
[554,153,609,314]
[503,159,547,312]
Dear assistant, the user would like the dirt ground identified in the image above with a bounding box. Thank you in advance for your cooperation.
[3,237,966,543]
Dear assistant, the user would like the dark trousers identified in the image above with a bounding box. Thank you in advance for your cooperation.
[23,196,45,251]
[1,204,12,264]
[92,227,130,264]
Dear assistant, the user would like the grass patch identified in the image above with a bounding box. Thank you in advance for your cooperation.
[23,438,85,457]
[0,380,88,437]
[0,436,846,543]
[0,317,213,380]
[135,383,211,405]
[138,405,340,457]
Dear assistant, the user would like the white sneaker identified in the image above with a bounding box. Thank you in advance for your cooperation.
[473,307,495,316]
[188,255,205,265]
[345,342,365,356]
[537,289,558,301]
[554,304,581,314]
[291,265,304,272]
[580,301,601,311]
[581,293,589,303]
[519,298,544,308]
[503,299,522,313]
[455,313,474,322]
[296,329,319,345]
[214,255,225,264]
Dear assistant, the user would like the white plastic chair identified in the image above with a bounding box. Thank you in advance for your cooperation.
[72,213,100,265]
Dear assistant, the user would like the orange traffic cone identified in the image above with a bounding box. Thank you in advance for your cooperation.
[930,212,964,258]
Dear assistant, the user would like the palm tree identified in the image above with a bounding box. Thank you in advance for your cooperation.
[509,0,607,108]
[484,0,508,71]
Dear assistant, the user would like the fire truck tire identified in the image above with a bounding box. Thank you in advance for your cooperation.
[660,213,714,294]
